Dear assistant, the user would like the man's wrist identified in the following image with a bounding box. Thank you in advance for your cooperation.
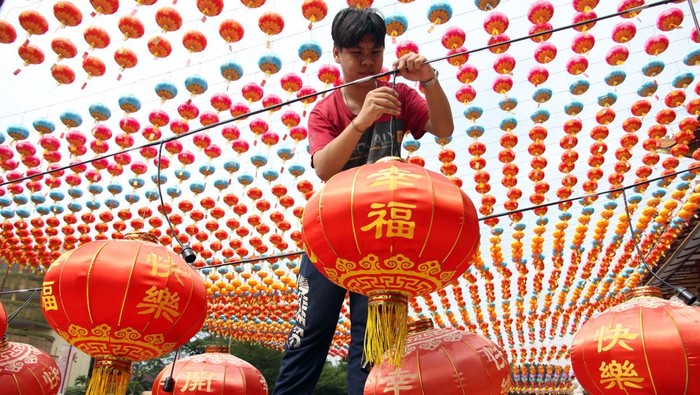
[350,119,365,134]
[420,68,439,88]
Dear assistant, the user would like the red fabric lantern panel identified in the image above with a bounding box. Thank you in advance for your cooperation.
[152,345,268,394]
[365,320,512,394]
[571,286,700,395]
[0,303,6,338]
[41,232,207,395]
[302,158,480,365]
[0,339,62,395]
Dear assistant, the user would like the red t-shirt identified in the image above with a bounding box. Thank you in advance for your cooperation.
[308,81,429,170]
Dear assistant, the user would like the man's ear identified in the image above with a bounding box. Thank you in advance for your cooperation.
[333,46,340,63]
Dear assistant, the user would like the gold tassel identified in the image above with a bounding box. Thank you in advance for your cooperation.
[364,291,409,367]
[86,356,132,395]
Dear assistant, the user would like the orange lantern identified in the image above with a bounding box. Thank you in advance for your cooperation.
[152,345,267,394]
[571,286,700,395]
[302,158,480,365]
[365,319,512,394]
[41,233,207,395]
[0,338,62,394]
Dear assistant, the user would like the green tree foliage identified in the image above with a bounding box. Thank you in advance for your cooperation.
[64,375,87,395]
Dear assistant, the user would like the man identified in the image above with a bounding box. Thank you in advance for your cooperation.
[273,7,453,395]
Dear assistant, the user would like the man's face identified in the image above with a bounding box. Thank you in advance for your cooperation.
[334,34,384,85]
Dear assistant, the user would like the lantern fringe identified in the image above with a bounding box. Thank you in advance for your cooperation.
[86,357,132,395]
[364,291,409,367]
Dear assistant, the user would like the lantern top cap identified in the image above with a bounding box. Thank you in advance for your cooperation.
[408,318,434,334]
[625,286,663,301]
[124,231,159,244]
[375,156,405,164]
[205,345,230,353]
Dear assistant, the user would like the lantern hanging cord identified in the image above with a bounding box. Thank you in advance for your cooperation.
[0,0,680,188]
[157,141,196,264]
[161,347,180,392]
[5,288,39,324]
[621,188,698,305]
[686,0,700,37]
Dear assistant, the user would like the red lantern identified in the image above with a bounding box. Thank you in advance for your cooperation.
[155,7,183,32]
[0,20,16,44]
[302,159,479,365]
[51,64,76,85]
[84,26,111,51]
[571,286,700,395]
[197,0,224,20]
[0,339,62,394]
[152,345,267,394]
[114,47,138,80]
[572,32,595,54]
[148,36,172,59]
[41,233,207,395]
[258,11,284,48]
[301,0,328,29]
[0,303,6,337]
[441,26,465,50]
[219,19,244,45]
[118,15,144,39]
[51,37,78,61]
[18,10,49,39]
[534,41,557,64]
[182,30,207,53]
[527,1,554,24]
[483,11,509,36]
[365,319,512,394]
[54,1,83,28]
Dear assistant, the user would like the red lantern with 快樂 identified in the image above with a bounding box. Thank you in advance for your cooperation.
[302,158,480,366]
[151,345,268,394]
[571,286,700,395]
[0,338,62,394]
[40,232,207,395]
[364,319,511,394]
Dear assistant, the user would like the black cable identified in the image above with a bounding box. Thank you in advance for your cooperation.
[161,347,180,392]
[6,288,39,323]
[0,0,678,188]
[621,188,697,305]
[157,141,195,264]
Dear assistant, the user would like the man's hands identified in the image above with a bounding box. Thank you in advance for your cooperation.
[393,52,435,83]
[354,87,401,132]
[351,53,434,133]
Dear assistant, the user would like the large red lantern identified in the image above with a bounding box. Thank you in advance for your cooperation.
[571,286,700,395]
[365,319,511,394]
[302,158,480,365]
[152,345,268,394]
[0,303,6,338]
[41,233,207,395]
[0,338,62,394]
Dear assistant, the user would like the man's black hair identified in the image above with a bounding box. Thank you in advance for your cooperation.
[331,7,386,50]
